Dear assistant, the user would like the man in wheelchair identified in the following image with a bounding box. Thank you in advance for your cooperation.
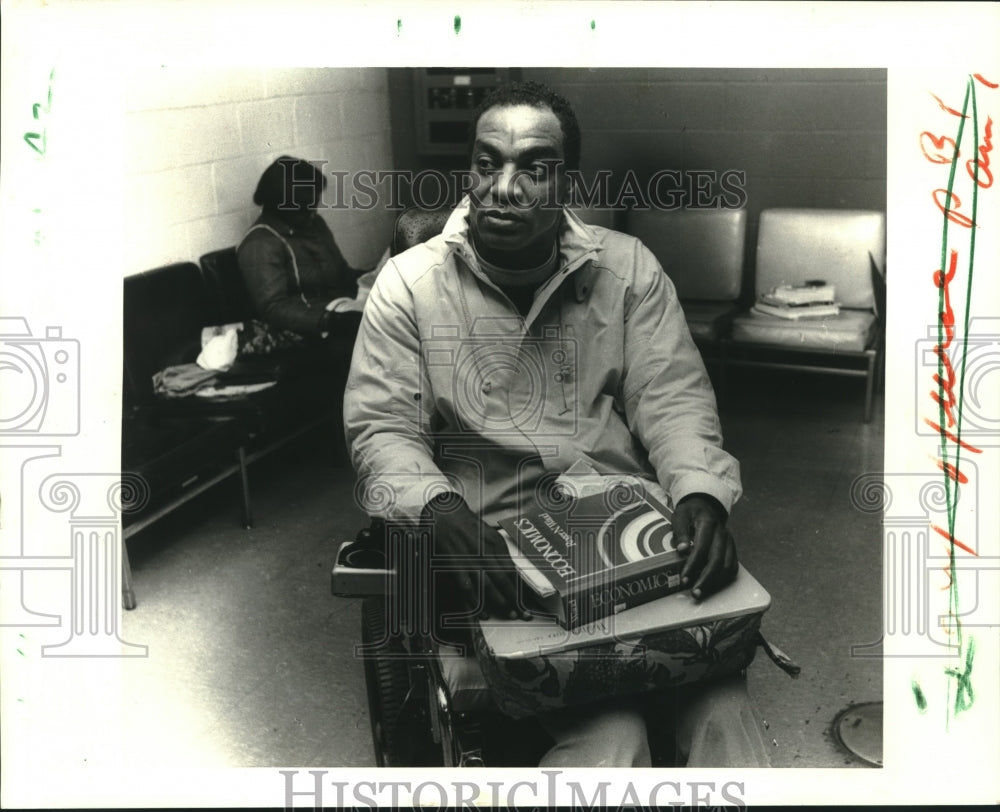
[343,80,770,767]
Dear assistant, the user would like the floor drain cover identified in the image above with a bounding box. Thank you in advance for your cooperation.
[833,701,883,766]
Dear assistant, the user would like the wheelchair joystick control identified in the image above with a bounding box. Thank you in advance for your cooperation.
[332,520,394,597]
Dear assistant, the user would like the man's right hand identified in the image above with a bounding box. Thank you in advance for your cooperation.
[423,493,531,621]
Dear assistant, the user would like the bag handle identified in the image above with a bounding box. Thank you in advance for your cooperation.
[242,223,309,307]
[756,632,801,678]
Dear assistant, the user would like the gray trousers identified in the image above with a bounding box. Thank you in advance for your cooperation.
[537,674,771,768]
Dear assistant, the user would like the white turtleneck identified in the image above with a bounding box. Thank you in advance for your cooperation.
[472,239,560,317]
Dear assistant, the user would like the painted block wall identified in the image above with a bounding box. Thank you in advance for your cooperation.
[124,67,395,275]
[526,68,887,294]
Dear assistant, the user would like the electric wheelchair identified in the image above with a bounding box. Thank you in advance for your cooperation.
[330,208,797,767]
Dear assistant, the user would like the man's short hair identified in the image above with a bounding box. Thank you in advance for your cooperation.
[470,80,582,171]
[253,155,327,210]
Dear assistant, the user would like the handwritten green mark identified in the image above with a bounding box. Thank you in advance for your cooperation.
[454,14,461,35]
[24,132,44,155]
[590,19,596,30]
[936,76,982,724]
[945,635,976,714]
[911,679,927,713]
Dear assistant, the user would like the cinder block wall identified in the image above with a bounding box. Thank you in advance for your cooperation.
[525,68,887,297]
[124,67,395,275]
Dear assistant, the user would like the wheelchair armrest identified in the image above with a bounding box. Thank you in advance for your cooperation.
[331,538,394,597]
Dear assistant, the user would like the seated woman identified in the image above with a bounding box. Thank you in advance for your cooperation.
[237,156,365,358]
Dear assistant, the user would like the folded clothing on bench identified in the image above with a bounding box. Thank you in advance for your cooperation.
[153,362,280,399]
[153,363,220,398]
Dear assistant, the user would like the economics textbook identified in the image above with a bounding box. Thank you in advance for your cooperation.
[499,483,686,629]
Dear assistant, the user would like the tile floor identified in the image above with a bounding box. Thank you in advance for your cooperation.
[121,367,883,769]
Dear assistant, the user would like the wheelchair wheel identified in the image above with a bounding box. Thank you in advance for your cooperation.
[361,597,410,767]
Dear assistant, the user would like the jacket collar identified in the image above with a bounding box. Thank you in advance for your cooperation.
[442,196,603,304]
[255,208,320,238]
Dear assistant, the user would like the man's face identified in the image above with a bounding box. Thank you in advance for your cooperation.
[468,103,569,261]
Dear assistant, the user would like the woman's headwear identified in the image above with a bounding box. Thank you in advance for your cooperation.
[253,156,328,210]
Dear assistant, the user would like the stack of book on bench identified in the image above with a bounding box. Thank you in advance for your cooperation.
[752,281,840,319]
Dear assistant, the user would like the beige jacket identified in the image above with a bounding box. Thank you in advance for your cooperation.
[344,200,741,525]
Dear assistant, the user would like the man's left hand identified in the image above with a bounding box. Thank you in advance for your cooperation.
[673,493,738,601]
